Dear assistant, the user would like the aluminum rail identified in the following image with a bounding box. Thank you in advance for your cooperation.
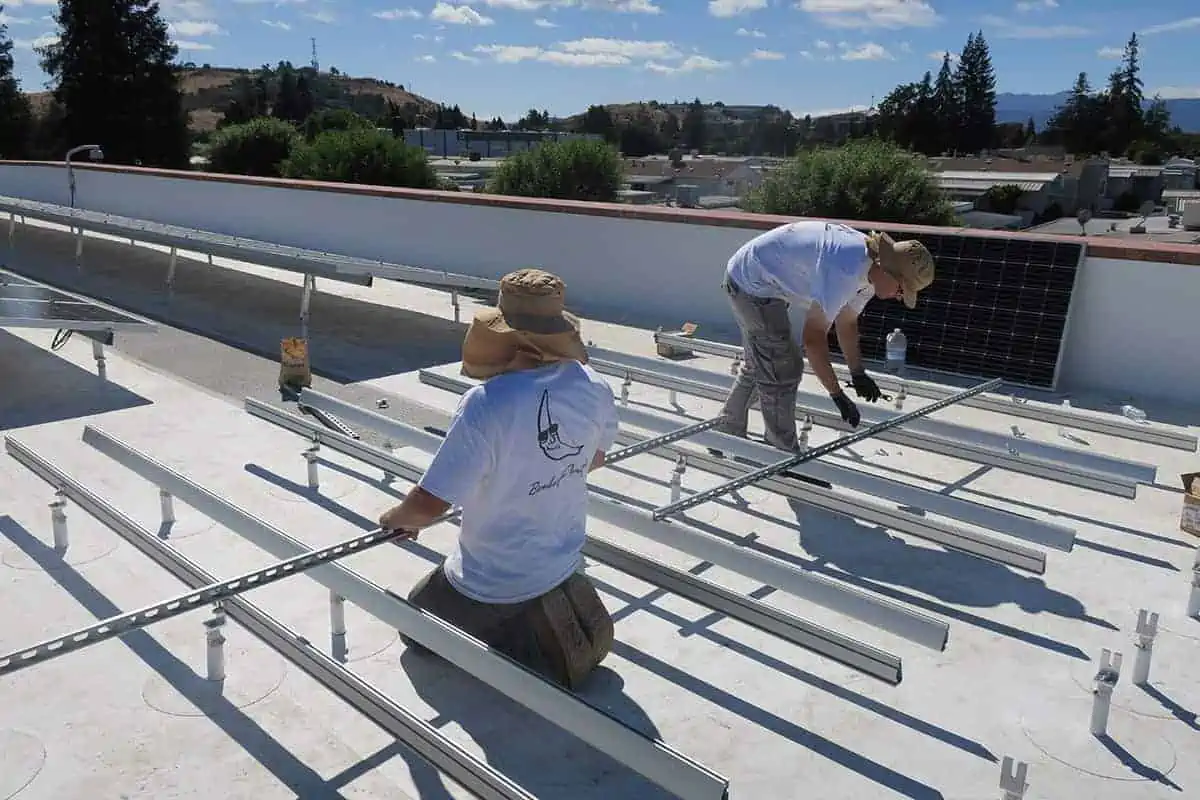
[2,436,533,800]
[0,520,453,675]
[79,426,731,800]
[421,367,1048,574]
[296,388,950,651]
[605,416,725,465]
[652,378,1005,518]
[601,401,1072,552]
[594,346,1156,487]
[654,330,1198,453]
[245,398,905,684]
[1,195,500,292]
[587,352,1140,498]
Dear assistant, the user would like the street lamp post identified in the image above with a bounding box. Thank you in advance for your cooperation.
[65,144,104,209]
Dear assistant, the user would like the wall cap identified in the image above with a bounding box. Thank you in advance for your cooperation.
[4,159,1197,265]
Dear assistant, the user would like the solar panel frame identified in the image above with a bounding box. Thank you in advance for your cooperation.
[828,230,1085,390]
[0,269,158,333]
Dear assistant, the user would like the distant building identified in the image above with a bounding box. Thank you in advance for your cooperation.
[403,128,602,159]
[621,154,779,206]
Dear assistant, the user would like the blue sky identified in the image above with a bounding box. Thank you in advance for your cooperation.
[3,0,1199,121]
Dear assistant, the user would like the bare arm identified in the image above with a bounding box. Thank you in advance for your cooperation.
[801,306,842,396]
[833,306,864,374]
[378,486,451,535]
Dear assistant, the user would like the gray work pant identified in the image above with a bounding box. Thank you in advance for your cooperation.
[717,276,801,451]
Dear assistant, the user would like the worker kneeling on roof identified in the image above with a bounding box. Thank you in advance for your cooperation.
[378,268,619,689]
[715,220,935,451]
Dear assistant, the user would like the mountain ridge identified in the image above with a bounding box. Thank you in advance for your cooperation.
[994,91,1200,132]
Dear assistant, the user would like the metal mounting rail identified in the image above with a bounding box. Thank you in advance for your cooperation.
[1,195,501,292]
[588,352,1141,498]
[648,378,1002,517]
[245,398,904,684]
[604,416,724,465]
[419,367,1051,573]
[295,388,950,651]
[2,436,533,800]
[78,425,731,800]
[595,346,1156,486]
[0,522,450,676]
[653,330,1198,453]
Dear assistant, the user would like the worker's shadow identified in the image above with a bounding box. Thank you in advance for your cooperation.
[397,647,677,799]
[785,499,1115,629]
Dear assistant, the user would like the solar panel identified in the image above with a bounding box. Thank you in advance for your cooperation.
[830,232,1084,389]
[0,269,157,333]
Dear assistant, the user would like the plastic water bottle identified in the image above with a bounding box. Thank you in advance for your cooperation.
[1121,404,1147,423]
[885,328,907,375]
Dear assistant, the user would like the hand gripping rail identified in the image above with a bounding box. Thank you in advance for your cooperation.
[2,436,533,800]
[78,425,731,800]
[420,367,1050,574]
[296,388,950,652]
[588,348,1146,498]
[653,330,1198,453]
[246,398,904,684]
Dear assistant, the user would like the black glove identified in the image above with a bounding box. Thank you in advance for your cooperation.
[850,371,882,402]
[831,392,861,428]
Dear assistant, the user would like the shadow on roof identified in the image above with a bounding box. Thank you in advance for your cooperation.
[0,331,152,431]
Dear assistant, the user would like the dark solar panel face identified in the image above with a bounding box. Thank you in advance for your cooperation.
[0,270,150,329]
[829,232,1083,388]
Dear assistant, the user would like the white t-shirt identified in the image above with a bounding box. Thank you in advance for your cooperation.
[727,221,872,325]
[418,360,619,604]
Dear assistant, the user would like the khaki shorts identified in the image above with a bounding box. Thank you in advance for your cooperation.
[398,565,614,690]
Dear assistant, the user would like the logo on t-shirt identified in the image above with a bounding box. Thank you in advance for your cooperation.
[536,389,584,461]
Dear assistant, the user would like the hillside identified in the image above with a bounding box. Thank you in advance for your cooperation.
[24,67,443,133]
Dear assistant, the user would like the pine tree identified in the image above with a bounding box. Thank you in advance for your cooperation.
[38,0,190,168]
[931,53,960,155]
[0,5,34,158]
[954,31,997,154]
[1104,33,1144,155]
[1045,72,1105,156]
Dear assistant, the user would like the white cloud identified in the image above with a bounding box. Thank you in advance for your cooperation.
[928,48,956,62]
[980,14,1091,38]
[469,0,661,11]
[262,19,292,29]
[305,10,337,23]
[452,50,481,61]
[1153,85,1200,99]
[708,0,767,18]
[0,11,36,25]
[736,27,766,37]
[374,7,423,19]
[174,39,214,50]
[815,38,832,48]
[558,36,681,59]
[1096,45,1123,59]
[168,20,223,37]
[746,48,785,60]
[1141,17,1200,35]
[797,0,940,29]
[13,33,57,50]
[534,17,557,26]
[839,41,892,60]
[416,54,436,62]
[799,49,813,58]
[1015,0,1057,11]
[644,55,729,73]
[431,2,495,25]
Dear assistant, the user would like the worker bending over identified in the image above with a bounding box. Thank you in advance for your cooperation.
[378,268,619,689]
[716,220,935,451]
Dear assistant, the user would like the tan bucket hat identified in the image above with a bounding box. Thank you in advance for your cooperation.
[875,232,936,309]
[461,268,588,380]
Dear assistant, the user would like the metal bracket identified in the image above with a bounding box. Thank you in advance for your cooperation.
[1132,608,1159,686]
[998,756,1029,800]
[1090,648,1123,736]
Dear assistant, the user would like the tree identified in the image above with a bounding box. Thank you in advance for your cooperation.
[681,98,707,151]
[0,6,33,159]
[303,108,372,141]
[931,53,961,154]
[579,104,618,143]
[38,0,190,168]
[954,32,996,153]
[1104,32,1144,154]
[741,138,956,226]
[281,128,439,188]
[486,138,623,202]
[208,117,300,177]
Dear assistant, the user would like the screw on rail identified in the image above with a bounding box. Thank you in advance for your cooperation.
[1132,609,1160,686]
[1090,648,1123,736]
